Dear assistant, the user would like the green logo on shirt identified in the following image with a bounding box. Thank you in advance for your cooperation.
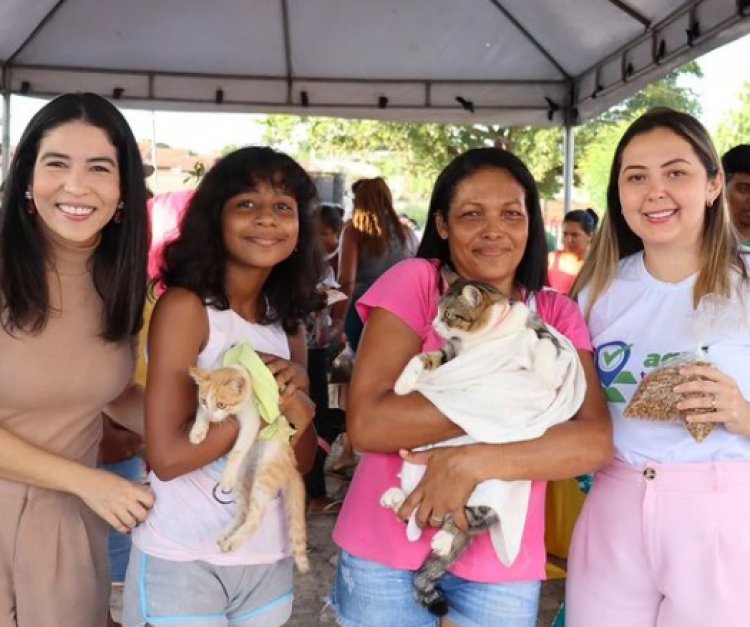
[595,341,637,403]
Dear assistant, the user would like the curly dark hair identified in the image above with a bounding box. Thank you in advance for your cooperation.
[159,146,325,333]
[0,92,149,341]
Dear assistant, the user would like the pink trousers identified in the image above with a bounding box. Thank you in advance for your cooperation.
[566,458,750,627]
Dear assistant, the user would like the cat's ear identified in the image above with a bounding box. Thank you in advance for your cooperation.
[189,367,209,384]
[461,285,483,307]
[229,375,247,395]
[440,265,460,287]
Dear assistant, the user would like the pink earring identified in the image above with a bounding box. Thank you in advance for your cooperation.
[24,190,36,215]
[113,201,124,224]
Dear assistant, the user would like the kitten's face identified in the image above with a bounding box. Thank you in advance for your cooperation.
[189,366,251,422]
[433,270,511,340]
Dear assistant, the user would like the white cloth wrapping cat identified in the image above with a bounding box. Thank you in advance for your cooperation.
[386,292,586,567]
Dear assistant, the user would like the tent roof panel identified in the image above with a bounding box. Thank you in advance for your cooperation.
[288,0,564,81]
[1,0,749,126]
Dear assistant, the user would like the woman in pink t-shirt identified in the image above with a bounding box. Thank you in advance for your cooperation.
[330,147,613,627]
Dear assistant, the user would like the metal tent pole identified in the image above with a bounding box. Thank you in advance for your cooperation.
[563,123,575,214]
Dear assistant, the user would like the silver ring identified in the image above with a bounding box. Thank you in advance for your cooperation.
[711,395,717,410]
[429,515,444,526]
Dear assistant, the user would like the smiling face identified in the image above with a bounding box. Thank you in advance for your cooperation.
[221,177,300,272]
[31,121,121,247]
[617,127,722,254]
[436,167,528,296]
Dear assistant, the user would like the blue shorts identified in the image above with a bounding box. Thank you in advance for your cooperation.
[122,546,293,626]
[330,550,540,627]
[100,456,144,583]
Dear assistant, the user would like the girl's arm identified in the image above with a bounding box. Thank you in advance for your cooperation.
[145,289,240,481]
[104,381,145,435]
[0,427,153,533]
[332,225,358,328]
[285,324,316,474]
[347,307,465,452]
[398,349,614,529]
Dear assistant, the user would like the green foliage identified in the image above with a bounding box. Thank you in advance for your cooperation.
[714,81,750,155]
[577,63,703,212]
[578,120,629,213]
[183,160,208,185]
[259,63,702,209]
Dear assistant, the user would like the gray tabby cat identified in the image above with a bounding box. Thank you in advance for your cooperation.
[386,266,561,616]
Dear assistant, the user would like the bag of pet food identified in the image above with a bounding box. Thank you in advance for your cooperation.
[623,352,716,442]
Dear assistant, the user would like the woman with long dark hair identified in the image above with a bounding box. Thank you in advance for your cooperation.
[0,92,153,626]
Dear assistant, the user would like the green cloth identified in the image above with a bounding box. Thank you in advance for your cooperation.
[744,237,750,246]
[222,341,296,442]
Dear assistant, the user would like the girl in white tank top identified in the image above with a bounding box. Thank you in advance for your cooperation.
[124,147,325,626]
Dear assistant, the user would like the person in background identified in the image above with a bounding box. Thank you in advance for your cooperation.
[548,209,599,294]
[330,147,612,626]
[330,177,415,479]
[721,144,750,245]
[306,202,346,515]
[335,176,414,351]
[0,92,153,626]
[567,108,750,627]
[399,212,421,253]
[318,203,344,278]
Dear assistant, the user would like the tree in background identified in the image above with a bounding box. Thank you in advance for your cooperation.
[714,81,750,155]
[261,62,702,217]
[577,62,702,212]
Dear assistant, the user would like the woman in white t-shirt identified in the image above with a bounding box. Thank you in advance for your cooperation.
[567,108,750,627]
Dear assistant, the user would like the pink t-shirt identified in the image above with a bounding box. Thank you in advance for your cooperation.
[332,258,592,583]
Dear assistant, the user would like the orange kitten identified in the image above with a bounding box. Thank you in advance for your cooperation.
[189,365,309,573]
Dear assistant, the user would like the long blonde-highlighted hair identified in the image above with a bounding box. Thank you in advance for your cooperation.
[571,108,746,317]
[351,177,406,257]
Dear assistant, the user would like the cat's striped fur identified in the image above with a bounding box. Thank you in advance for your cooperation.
[401,267,560,615]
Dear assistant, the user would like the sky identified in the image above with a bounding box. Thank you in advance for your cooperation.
[4,33,750,154]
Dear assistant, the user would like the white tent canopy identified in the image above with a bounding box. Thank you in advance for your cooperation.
[2,0,750,127]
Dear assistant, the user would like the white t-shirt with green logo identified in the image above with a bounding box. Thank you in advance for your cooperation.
[579,251,750,464]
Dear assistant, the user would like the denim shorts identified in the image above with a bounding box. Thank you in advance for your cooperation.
[100,456,144,582]
[330,550,540,627]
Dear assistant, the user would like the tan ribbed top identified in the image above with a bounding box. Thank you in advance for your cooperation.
[0,230,135,468]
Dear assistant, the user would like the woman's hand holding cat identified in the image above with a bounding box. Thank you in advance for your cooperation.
[76,468,154,534]
[260,353,310,400]
[396,446,481,532]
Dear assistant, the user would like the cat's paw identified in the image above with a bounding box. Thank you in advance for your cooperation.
[189,422,209,445]
[394,358,424,395]
[380,487,406,510]
[219,469,237,493]
[431,530,455,557]
[295,553,310,574]
[218,533,241,553]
